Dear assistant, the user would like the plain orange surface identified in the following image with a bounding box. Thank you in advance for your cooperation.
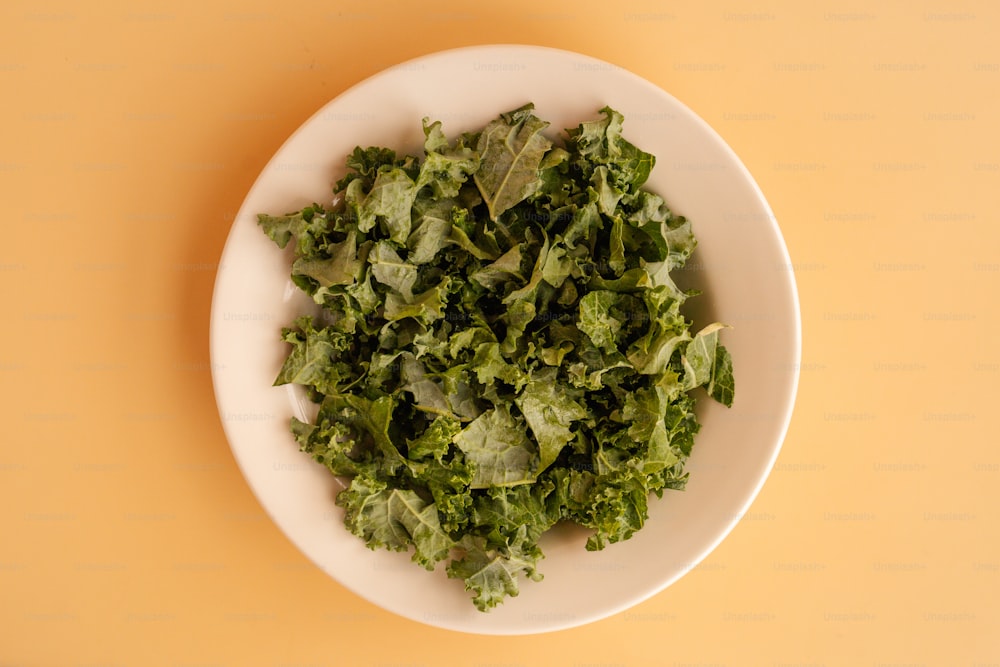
[2,1,998,665]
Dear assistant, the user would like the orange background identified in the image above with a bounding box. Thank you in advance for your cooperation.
[2,1,998,664]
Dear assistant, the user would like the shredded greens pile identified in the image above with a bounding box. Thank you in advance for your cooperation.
[258,104,734,611]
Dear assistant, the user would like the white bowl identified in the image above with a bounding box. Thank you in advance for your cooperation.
[210,44,800,635]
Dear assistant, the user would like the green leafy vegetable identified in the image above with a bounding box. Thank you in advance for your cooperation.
[258,104,734,611]
[454,405,537,489]
[474,104,552,221]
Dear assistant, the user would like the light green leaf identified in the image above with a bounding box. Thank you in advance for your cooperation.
[345,168,418,244]
[515,369,588,474]
[446,535,543,611]
[399,353,455,419]
[453,406,536,489]
[337,474,453,570]
[681,322,727,389]
[470,243,525,290]
[622,387,680,475]
[471,342,528,391]
[499,298,536,356]
[540,241,574,289]
[626,288,691,375]
[430,364,482,421]
[322,393,408,475]
[407,196,454,265]
[627,327,691,376]
[291,229,361,289]
[257,204,329,255]
[474,104,553,220]
[416,119,480,200]
[591,165,623,215]
[384,278,450,325]
[407,416,462,462]
[708,344,735,408]
[274,318,352,394]
[388,490,453,570]
[562,201,602,250]
[368,240,418,299]
[337,475,410,551]
[577,290,622,353]
[608,217,626,275]
[567,106,654,191]
[502,232,548,305]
